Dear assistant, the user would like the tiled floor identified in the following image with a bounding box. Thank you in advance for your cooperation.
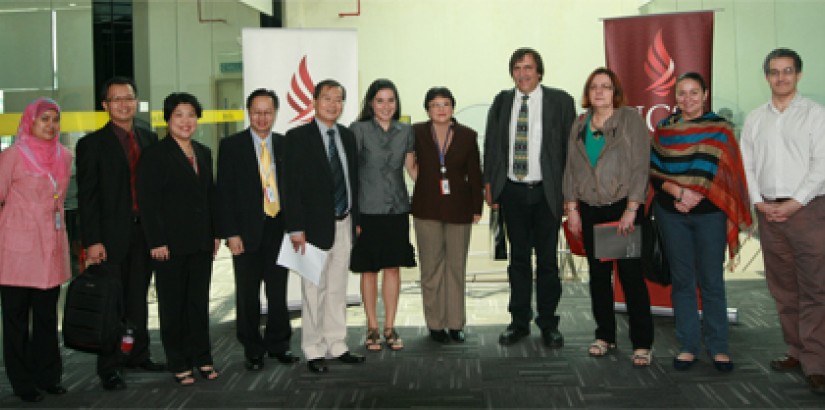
[2,218,821,409]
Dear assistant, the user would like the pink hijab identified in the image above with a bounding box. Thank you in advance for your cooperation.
[14,98,71,183]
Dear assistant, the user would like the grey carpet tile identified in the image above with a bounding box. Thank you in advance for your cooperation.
[1,279,824,408]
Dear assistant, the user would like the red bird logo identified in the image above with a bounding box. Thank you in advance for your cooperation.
[644,30,676,97]
[287,56,316,124]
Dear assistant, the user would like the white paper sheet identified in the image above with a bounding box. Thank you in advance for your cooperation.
[276,234,328,286]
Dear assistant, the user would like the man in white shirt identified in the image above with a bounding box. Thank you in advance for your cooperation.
[740,48,825,395]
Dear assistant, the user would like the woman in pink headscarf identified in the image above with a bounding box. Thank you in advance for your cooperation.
[0,98,72,403]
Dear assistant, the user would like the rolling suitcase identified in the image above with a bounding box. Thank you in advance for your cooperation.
[62,263,124,354]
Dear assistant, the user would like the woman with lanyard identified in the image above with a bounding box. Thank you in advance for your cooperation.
[411,87,483,344]
[0,98,73,402]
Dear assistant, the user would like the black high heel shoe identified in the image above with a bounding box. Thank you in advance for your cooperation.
[198,365,219,380]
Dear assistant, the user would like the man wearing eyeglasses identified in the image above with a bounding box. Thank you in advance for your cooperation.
[76,76,163,391]
[216,89,299,371]
[483,48,575,348]
[741,48,825,395]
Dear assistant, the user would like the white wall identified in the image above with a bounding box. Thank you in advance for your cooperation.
[284,0,644,129]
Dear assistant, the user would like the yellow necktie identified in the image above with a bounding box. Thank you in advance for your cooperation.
[260,141,279,217]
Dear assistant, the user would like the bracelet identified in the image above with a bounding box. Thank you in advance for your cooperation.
[566,205,578,212]
[675,187,684,203]
[625,207,639,213]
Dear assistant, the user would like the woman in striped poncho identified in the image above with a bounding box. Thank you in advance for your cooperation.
[650,72,752,373]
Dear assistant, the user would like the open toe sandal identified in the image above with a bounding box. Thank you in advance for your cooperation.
[173,371,195,386]
[384,328,404,351]
[197,366,219,380]
[632,349,653,367]
[365,328,383,352]
[588,340,616,357]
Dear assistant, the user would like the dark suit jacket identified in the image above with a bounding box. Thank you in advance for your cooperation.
[216,128,285,252]
[483,85,576,220]
[283,121,358,251]
[410,120,483,224]
[135,136,215,256]
[76,122,158,263]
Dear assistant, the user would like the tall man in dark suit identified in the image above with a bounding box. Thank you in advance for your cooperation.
[216,89,300,371]
[483,48,576,348]
[283,79,365,374]
[76,77,165,391]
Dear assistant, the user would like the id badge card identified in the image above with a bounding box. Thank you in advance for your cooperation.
[265,186,277,203]
[55,211,62,230]
[440,178,451,195]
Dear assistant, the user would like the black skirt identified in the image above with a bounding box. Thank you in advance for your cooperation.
[349,213,416,273]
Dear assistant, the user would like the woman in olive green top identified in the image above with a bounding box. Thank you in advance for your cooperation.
[349,79,417,352]
[561,67,653,367]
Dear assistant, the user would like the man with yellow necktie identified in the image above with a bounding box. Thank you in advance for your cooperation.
[216,89,300,371]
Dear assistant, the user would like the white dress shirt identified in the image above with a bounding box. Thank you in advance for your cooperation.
[741,93,825,206]
[507,86,543,182]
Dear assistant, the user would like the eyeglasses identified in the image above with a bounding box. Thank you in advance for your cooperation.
[107,96,137,103]
[428,102,452,109]
[768,67,796,77]
[589,84,614,91]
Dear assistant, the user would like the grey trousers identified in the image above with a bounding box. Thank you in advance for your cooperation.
[414,218,472,330]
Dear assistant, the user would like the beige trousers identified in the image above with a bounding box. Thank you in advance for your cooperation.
[300,216,352,360]
[413,218,472,330]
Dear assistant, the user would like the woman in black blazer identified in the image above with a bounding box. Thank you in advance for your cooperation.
[136,93,219,386]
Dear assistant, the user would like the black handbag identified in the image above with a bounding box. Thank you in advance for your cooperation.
[62,263,125,354]
[640,212,671,286]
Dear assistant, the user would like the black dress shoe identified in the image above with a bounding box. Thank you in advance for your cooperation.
[499,326,530,346]
[449,329,466,343]
[269,350,300,364]
[337,351,366,364]
[100,372,127,391]
[245,356,265,371]
[128,359,166,372]
[807,374,825,395]
[307,358,328,373]
[17,391,44,403]
[43,384,68,395]
[429,329,449,343]
[541,328,564,348]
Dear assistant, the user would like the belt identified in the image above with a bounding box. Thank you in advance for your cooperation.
[508,179,542,188]
[131,215,141,224]
[335,212,349,221]
[765,197,792,203]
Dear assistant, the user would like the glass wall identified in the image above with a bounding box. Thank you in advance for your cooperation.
[0,0,261,159]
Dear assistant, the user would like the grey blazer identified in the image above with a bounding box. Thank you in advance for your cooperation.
[483,85,576,220]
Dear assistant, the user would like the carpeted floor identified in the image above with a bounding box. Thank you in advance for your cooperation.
[1,279,823,409]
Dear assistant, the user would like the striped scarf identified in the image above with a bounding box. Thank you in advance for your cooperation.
[650,112,752,258]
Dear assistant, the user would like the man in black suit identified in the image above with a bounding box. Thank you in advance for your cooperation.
[283,79,365,373]
[483,48,576,348]
[216,89,299,371]
[76,77,165,391]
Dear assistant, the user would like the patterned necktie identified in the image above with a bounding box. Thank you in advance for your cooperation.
[260,140,279,217]
[127,130,140,212]
[327,129,348,217]
[513,95,529,180]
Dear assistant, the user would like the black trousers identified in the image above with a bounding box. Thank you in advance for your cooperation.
[499,180,562,331]
[154,250,214,373]
[233,214,292,359]
[0,285,62,395]
[579,199,653,349]
[97,220,153,378]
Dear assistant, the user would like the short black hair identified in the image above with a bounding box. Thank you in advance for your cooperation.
[509,48,544,79]
[357,78,401,122]
[313,79,346,101]
[763,48,803,75]
[246,88,279,111]
[100,76,137,103]
[423,87,456,110]
[676,72,707,92]
[163,92,203,122]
